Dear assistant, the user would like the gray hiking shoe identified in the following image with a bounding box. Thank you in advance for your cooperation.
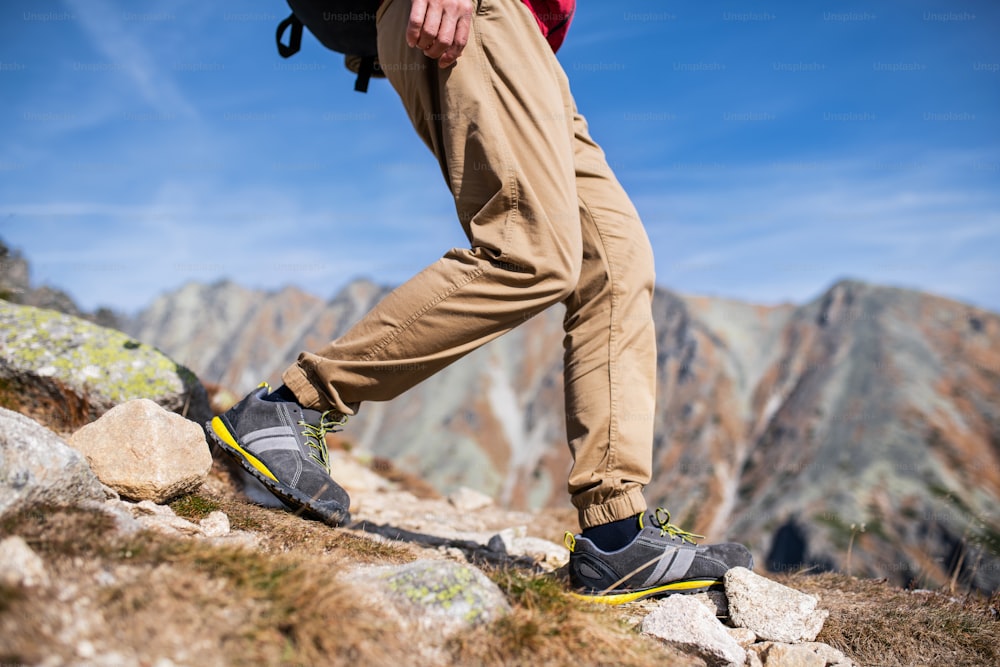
[207,384,351,526]
[566,508,753,604]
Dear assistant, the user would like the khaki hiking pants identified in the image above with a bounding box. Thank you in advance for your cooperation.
[283,0,656,528]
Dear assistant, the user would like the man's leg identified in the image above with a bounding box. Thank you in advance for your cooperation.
[209,0,580,525]
[282,0,584,417]
[563,109,657,531]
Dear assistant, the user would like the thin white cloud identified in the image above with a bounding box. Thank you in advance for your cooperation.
[63,0,198,119]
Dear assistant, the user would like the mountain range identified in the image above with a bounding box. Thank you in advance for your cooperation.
[3,237,998,593]
[123,274,1000,594]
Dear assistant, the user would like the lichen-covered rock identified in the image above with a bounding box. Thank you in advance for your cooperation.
[371,559,507,625]
[0,300,210,432]
[68,399,212,503]
[351,558,509,656]
[0,407,104,519]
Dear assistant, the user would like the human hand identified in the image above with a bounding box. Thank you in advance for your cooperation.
[406,0,474,68]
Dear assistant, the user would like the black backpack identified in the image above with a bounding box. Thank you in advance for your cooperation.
[276,0,384,92]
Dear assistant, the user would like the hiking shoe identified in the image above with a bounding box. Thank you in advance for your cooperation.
[566,507,753,605]
[206,384,351,526]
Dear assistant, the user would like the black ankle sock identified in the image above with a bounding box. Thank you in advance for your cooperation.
[263,384,298,403]
[582,514,641,551]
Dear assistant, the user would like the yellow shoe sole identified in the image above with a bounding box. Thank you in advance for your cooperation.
[570,579,722,605]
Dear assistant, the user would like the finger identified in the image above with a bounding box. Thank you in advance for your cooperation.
[438,10,471,67]
[424,11,457,60]
[417,4,443,51]
[407,0,427,48]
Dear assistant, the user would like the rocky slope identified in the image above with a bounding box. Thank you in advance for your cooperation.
[7,398,1000,667]
[123,276,1000,594]
[2,399,997,667]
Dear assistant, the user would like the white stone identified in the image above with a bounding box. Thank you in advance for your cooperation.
[641,594,746,667]
[448,486,494,512]
[725,626,757,649]
[68,398,212,503]
[132,499,175,516]
[200,511,231,537]
[0,535,49,587]
[725,567,829,643]
[493,525,527,550]
[755,641,826,667]
[746,647,765,667]
[508,535,569,569]
[137,513,205,537]
[801,642,855,666]
[75,640,96,659]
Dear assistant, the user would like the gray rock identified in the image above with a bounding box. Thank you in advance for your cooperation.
[0,408,104,519]
[725,567,829,643]
[68,399,212,503]
[0,300,210,432]
[641,594,746,667]
[352,559,510,637]
[0,535,49,587]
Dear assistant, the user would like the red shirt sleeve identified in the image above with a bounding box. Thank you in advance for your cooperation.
[519,0,576,52]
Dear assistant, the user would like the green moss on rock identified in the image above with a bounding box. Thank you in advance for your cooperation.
[0,301,210,430]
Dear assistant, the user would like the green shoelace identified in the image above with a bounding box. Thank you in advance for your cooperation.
[644,507,705,545]
[299,411,347,473]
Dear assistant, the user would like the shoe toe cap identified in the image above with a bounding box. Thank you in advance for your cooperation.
[705,542,754,571]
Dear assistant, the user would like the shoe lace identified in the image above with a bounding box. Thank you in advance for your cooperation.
[299,411,347,473]
[645,507,704,545]
[563,507,705,553]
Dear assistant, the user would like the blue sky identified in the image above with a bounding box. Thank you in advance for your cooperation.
[1,0,998,314]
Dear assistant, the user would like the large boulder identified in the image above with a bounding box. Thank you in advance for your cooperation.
[0,300,210,432]
[0,408,104,520]
[68,399,213,503]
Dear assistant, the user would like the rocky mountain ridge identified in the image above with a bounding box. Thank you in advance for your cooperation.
[124,276,1000,595]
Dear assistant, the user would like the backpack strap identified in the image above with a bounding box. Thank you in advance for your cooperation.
[276,13,304,58]
[354,56,376,93]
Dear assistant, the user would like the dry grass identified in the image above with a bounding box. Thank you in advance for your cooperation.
[0,503,416,666]
[3,487,999,667]
[774,571,1000,667]
[448,567,702,667]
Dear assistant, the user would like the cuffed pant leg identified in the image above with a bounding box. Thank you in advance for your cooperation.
[563,110,656,529]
